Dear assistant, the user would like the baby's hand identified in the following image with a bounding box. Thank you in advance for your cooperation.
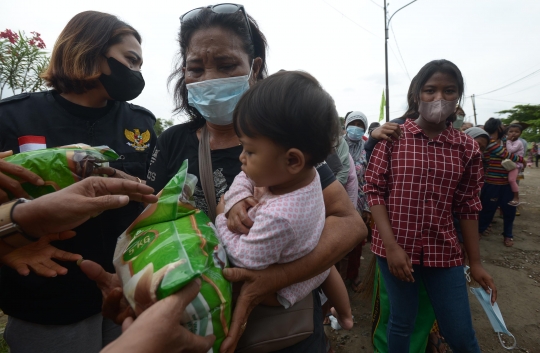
[226,197,257,235]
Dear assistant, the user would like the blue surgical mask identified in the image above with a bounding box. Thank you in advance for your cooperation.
[187,64,252,125]
[469,287,516,349]
[346,126,365,141]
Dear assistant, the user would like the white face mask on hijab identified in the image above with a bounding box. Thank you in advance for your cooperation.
[186,62,253,125]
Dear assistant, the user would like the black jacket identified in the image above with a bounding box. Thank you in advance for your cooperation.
[0,91,156,324]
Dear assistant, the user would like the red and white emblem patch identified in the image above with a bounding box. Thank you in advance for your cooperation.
[18,135,46,152]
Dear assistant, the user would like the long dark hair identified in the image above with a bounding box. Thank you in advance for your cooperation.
[484,117,505,139]
[169,8,268,128]
[401,59,464,123]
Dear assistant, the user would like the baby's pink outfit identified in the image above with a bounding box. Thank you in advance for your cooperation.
[215,171,329,308]
[506,139,524,193]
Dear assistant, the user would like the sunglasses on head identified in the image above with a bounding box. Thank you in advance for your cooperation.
[180,3,253,44]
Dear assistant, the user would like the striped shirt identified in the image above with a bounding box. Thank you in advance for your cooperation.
[484,139,524,185]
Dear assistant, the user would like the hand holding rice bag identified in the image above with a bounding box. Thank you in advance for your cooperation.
[3,144,118,198]
[113,160,231,352]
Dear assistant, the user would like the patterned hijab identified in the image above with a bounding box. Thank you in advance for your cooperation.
[345,111,368,161]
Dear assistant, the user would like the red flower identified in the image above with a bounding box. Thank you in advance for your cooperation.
[0,29,19,44]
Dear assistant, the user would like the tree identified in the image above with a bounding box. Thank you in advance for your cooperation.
[154,118,175,136]
[497,104,540,142]
[0,29,49,99]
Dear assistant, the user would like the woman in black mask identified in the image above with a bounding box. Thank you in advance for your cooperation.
[0,11,156,352]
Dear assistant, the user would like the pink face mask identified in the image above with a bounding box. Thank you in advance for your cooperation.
[418,98,459,124]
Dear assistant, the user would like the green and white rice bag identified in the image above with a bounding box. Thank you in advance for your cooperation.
[113,160,231,352]
[4,144,118,198]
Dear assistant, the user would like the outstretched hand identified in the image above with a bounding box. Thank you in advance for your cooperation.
[0,232,82,277]
[12,177,158,238]
[101,279,215,353]
[80,260,135,324]
[0,150,44,203]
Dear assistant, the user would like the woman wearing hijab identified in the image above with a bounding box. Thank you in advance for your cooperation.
[343,111,370,291]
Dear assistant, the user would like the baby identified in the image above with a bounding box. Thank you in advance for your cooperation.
[216,71,353,329]
[506,124,524,206]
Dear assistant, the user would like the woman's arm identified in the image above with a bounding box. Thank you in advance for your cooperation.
[365,119,404,162]
[455,144,497,303]
[219,180,365,353]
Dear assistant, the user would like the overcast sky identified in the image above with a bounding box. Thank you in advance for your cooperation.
[2,0,539,127]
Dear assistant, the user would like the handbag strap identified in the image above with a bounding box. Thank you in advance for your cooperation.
[198,124,217,222]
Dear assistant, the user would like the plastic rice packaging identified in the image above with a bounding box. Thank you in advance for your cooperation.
[113,160,231,352]
[4,144,118,198]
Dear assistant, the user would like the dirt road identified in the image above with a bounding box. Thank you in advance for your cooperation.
[327,167,540,353]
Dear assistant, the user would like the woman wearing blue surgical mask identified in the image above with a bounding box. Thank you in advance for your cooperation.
[130,4,366,353]
[343,111,371,292]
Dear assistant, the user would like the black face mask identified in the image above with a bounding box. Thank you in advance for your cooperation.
[99,56,145,101]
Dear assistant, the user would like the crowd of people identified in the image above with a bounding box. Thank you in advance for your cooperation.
[0,5,530,353]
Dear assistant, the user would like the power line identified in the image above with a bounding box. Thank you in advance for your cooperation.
[494,81,540,98]
[321,0,380,39]
[496,62,540,87]
[476,68,540,96]
[390,24,411,81]
[475,97,535,104]
[369,0,383,9]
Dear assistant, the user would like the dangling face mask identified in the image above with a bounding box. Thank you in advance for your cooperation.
[418,98,459,124]
[99,57,145,102]
[187,63,252,125]
[346,126,365,141]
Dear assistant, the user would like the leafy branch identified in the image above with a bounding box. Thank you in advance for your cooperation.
[0,29,49,99]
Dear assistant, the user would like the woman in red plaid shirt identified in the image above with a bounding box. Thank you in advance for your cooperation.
[364,60,497,353]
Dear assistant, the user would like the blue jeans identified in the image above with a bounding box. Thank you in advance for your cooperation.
[478,183,516,238]
[377,257,480,353]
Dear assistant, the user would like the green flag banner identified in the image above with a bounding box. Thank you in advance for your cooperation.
[379,90,386,122]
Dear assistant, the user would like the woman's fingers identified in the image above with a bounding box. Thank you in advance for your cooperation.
[51,248,83,262]
[122,317,135,332]
[0,151,13,158]
[0,158,44,186]
[219,294,252,353]
[93,167,118,177]
[0,170,32,199]
[0,189,9,204]
[28,261,60,278]
[12,263,31,276]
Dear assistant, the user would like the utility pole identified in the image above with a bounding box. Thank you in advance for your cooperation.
[384,0,418,122]
[471,94,478,125]
[384,2,389,122]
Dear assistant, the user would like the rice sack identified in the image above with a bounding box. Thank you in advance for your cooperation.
[4,144,118,198]
[113,160,231,352]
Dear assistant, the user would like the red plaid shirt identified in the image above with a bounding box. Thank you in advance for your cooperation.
[364,119,484,267]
